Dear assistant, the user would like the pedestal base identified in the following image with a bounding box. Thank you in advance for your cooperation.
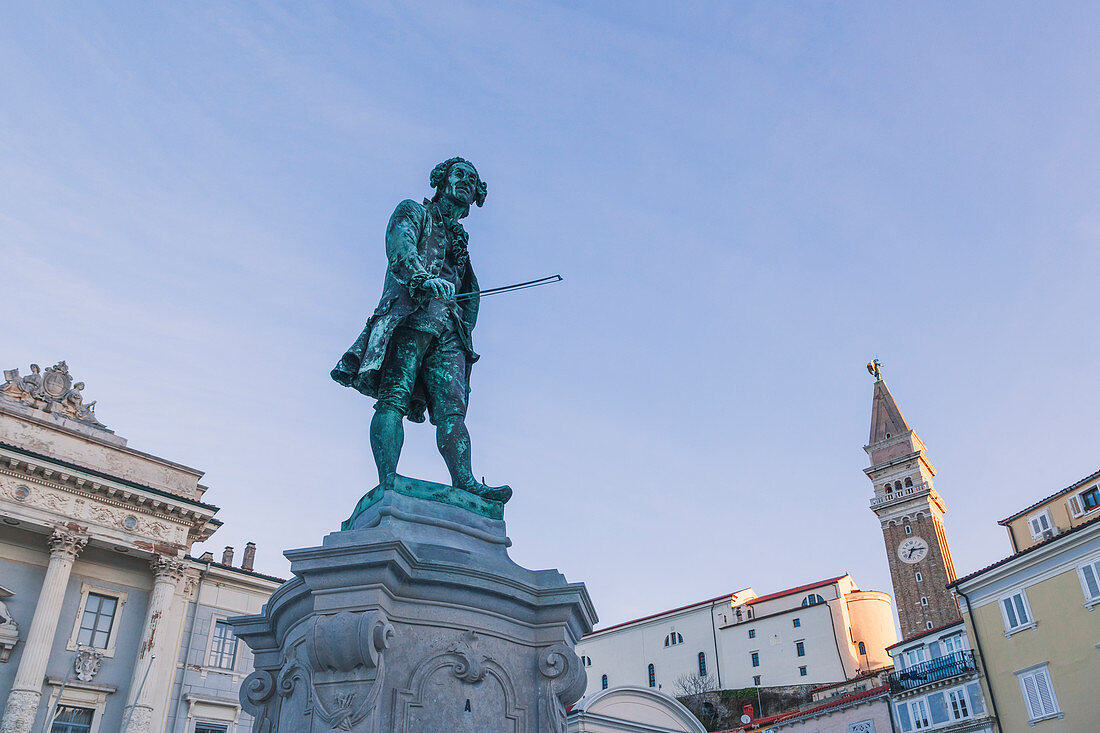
[230,483,596,733]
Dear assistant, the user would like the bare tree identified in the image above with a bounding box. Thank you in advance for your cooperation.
[674,673,728,731]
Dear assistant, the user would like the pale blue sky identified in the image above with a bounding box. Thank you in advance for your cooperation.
[2,2,1098,628]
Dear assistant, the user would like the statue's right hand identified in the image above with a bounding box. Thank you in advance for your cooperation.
[423,278,456,300]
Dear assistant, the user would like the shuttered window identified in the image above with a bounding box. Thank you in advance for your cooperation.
[1017,666,1060,722]
[1078,558,1100,604]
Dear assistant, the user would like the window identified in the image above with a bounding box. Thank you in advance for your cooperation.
[698,652,707,677]
[1017,665,1060,723]
[894,481,902,491]
[67,585,127,657]
[792,618,800,628]
[798,665,807,677]
[1027,510,1054,539]
[948,688,970,720]
[1000,590,1033,634]
[902,647,926,669]
[915,571,923,582]
[925,622,934,630]
[1078,556,1100,605]
[920,596,928,606]
[795,641,805,657]
[904,477,913,487]
[580,655,592,667]
[909,699,930,729]
[858,641,867,655]
[905,525,912,535]
[647,664,655,687]
[1070,485,1100,517]
[801,594,825,607]
[194,725,228,733]
[748,629,756,638]
[50,707,94,733]
[208,620,239,669]
[601,674,608,690]
[941,634,963,654]
[77,593,117,649]
[753,675,761,686]
[751,651,760,667]
[849,721,875,733]
[664,631,683,647]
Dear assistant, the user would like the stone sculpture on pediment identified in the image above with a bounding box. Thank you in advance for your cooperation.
[1,361,106,427]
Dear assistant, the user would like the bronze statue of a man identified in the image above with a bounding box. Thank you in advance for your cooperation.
[331,158,511,503]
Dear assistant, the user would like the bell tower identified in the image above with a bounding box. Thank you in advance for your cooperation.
[864,361,959,639]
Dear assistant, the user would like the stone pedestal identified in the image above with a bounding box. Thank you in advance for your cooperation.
[229,476,596,733]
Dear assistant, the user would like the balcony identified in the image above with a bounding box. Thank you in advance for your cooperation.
[888,651,976,693]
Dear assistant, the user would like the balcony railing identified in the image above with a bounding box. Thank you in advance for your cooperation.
[888,651,976,693]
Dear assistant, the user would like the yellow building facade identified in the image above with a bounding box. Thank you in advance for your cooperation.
[951,469,1100,732]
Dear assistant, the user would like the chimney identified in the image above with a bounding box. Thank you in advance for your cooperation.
[222,546,234,565]
[198,551,213,562]
[242,542,256,572]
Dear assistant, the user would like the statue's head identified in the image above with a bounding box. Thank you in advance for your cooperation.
[430,157,487,213]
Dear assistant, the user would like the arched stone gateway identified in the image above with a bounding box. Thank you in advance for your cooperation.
[567,686,707,733]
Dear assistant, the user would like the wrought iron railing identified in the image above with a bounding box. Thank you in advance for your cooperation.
[888,651,976,693]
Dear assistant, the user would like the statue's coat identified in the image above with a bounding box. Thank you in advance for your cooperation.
[331,199,480,423]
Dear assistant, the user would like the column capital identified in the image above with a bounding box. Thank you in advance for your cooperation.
[149,555,187,582]
[47,528,88,559]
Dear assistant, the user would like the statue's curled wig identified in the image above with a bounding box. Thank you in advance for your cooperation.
[430,157,487,207]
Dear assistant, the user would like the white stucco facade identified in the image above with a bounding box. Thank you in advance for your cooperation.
[576,575,896,696]
[567,687,707,733]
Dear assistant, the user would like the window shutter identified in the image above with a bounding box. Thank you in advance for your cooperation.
[1034,670,1055,715]
[1022,674,1041,718]
[1082,563,1100,600]
[1069,495,1084,518]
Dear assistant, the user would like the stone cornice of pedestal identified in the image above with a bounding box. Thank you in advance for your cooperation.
[0,444,220,551]
[233,540,596,659]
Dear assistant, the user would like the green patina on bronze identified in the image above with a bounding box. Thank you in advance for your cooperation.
[342,474,504,530]
[331,157,513,517]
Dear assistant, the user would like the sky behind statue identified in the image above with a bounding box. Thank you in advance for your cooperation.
[2,2,1099,628]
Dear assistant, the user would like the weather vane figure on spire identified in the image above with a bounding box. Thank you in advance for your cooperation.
[331,157,512,503]
[867,358,883,381]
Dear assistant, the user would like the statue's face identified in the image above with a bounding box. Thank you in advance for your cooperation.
[442,163,479,206]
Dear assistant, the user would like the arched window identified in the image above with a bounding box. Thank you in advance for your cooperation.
[905,477,913,487]
[884,483,893,492]
[698,652,707,677]
[601,674,608,690]
[858,641,867,655]
[648,664,656,687]
[801,593,826,607]
[664,632,683,647]
[894,481,903,491]
[580,655,592,667]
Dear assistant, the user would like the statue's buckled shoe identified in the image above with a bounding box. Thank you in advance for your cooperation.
[460,479,512,504]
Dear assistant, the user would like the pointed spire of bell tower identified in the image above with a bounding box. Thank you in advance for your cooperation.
[868,363,911,446]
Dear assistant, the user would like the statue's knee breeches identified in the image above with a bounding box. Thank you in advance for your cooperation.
[374,326,469,421]
[423,330,469,423]
[374,327,432,414]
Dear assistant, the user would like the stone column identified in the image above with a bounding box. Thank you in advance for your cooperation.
[0,529,87,733]
[122,554,186,733]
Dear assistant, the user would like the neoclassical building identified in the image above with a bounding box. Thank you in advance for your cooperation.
[0,362,280,733]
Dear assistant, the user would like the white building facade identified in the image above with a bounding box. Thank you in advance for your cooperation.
[0,361,279,733]
[575,575,896,696]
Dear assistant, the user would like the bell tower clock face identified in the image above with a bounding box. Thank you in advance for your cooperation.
[897,536,929,564]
